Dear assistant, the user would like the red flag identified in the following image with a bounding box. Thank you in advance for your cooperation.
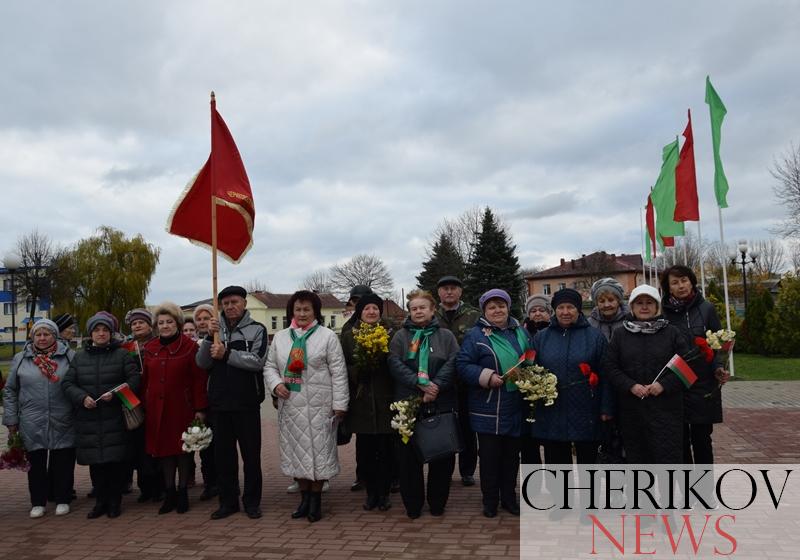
[646,195,657,258]
[167,94,255,263]
[661,235,675,247]
[674,109,699,222]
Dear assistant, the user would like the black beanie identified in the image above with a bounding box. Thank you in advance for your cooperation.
[354,293,384,320]
[551,288,582,310]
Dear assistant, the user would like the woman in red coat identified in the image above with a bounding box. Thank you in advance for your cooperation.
[142,302,208,514]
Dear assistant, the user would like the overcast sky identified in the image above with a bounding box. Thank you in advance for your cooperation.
[2,1,798,306]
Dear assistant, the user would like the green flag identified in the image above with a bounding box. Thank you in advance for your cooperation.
[651,139,685,240]
[705,76,730,208]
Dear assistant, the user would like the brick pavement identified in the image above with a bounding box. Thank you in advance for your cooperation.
[0,381,798,560]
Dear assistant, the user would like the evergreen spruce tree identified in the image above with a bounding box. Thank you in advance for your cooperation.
[416,233,465,295]
[463,208,524,316]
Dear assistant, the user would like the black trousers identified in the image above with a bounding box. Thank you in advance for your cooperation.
[27,448,75,506]
[355,434,368,482]
[477,434,521,508]
[520,436,544,465]
[213,409,262,510]
[357,433,394,497]
[200,440,218,489]
[683,423,714,464]
[397,442,455,515]
[543,440,598,465]
[89,461,128,508]
[456,387,478,478]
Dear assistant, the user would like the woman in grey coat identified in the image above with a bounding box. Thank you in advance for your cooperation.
[62,312,139,519]
[2,319,76,519]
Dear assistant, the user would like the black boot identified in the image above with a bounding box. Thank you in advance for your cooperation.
[291,491,310,519]
[158,488,177,514]
[363,493,379,511]
[176,487,189,514]
[307,491,322,522]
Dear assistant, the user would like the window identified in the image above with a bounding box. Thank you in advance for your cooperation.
[2,279,11,291]
[330,315,336,328]
[542,284,551,295]
[3,303,18,315]
[558,283,567,290]
[25,299,36,313]
[282,317,289,328]
[271,316,277,330]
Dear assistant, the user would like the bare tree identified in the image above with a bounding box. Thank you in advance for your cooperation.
[771,142,800,239]
[244,278,270,293]
[14,230,60,324]
[751,238,786,278]
[329,254,394,299]
[789,241,800,273]
[433,206,485,263]
[654,232,712,272]
[301,269,333,293]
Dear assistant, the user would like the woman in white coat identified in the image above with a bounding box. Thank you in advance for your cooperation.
[264,290,349,522]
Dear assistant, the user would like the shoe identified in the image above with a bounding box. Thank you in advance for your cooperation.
[377,495,392,512]
[55,504,70,516]
[350,480,364,492]
[245,507,262,519]
[322,480,330,493]
[292,491,311,519]
[210,506,239,520]
[199,486,218,501]
[430,507,444,517]
[176,488,189,514]
[87,504,107,519]
[158,488,177,515]
[107,504,121,518]
[287,481,300,493]
[483,506,497,518]
[307,491,322,522]
[407,510,421,519]
[462,475,476,487]
[501,501,520,516]
[390,479,400,493]
[29,506,46,519]
[363,493,379,511]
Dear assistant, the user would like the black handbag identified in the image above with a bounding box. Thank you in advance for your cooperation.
[412,406,462,464]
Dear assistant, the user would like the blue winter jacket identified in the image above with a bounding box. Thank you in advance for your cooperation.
[456,317,530,437]
[530,314,612,442]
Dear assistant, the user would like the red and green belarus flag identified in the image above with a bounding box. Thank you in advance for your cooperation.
[113,383,141,410]
[666,354,698,388]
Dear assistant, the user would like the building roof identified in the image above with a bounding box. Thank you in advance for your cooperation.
[250,291,344,309]
[526,251,643,280]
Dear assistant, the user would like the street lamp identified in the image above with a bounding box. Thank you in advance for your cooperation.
[3,253,21,353]
[730,240,758,313]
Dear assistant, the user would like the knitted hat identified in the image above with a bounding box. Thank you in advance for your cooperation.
[52,313,75,333]
[436,276,463,288]
[31,318,59,337]
[478,288,512,311]
[86,312,116,334]
[590,277,624,302]
[95,311,119,332]
[193,303,215,321]
[218,285,247,301]
[525,294,552,314]
[551,288,582,310]
[355,293,384,320]
[124,308,153,327]
[628,284,662,314]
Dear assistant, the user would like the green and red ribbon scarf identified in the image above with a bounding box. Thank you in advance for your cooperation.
[407,325,437,385]
[283,325,320,392]
[487,327,531,392]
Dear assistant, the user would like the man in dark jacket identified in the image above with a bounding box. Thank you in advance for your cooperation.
[435,275,480,486]
[197,286,268,520]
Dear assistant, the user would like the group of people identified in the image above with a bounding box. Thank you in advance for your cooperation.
[2,264,729,522]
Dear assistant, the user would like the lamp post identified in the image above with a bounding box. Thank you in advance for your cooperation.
[730,240,758,314]
[3,253,21,353]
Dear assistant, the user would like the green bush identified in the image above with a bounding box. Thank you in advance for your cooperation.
[740,287,774,354]
[765,274,800,356]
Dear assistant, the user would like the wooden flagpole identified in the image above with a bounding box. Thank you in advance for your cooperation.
[716,205,735,375]
[210,91,220,345]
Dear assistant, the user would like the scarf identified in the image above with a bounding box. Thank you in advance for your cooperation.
[487,326,530,392]
[668,290,696,311]
[32,345,59,383]
[623,318,670,334]
[407,324,437,385]
[283,322,320,392]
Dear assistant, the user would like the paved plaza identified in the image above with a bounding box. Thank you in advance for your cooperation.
[0,380,798,560]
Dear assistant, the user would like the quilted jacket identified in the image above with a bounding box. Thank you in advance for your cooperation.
[263,324,349,481]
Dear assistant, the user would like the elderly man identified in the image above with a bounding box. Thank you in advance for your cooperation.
[434,275,480,486]
[197,286,268,520]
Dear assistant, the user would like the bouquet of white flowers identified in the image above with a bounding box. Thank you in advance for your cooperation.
[506,364,559,422]
[389,395,422,444]
[181,419,213,452]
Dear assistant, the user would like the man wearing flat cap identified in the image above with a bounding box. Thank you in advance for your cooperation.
[434,275,480,487]
[197,285,268,520]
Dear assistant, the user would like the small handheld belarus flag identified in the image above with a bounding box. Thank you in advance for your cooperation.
[665,354,698,388]
[112,383,141,410]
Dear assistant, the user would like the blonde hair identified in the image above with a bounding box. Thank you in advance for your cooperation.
[152,301,185,328]
[406,289,436,310]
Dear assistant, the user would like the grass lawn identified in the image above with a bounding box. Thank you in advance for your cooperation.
[731,353,800,381]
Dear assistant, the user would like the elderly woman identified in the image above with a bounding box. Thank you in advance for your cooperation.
[190,302,217,500]
[341,293,395,512]
[264,290,348,523]
[660,265,729,465]
[388,289,459,519]
[2,319,76,518]
[532,288,612,465]
[61,312,139,519]
[457,289,530,518]
[588,278,629,343]
[604,285,691,463]
[193,304,215,340]
[142,302,208,514]
[523,294,552,337]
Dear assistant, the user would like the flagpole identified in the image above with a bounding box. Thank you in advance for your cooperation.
[210,91,221,345]
[640,206,646,284]
[716,205,735,376]
[697,220,706,296]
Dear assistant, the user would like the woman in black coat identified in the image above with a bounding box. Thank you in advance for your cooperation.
[388,290,459,519]
[62,312,140,519]
[660,266,730,464]
[604,285,692,463]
